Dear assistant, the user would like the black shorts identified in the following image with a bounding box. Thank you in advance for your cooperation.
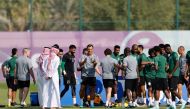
[139,76,145,86]
[6,76,17,91]
[155,78,168,91]
[103,79,114,88]
[145,77,155,89]
[178,75,188,85]
[125,79,138,92]
[63,73,76,85]
[18,80,30,88]
[81,77,96,86]
[168,76,179,91]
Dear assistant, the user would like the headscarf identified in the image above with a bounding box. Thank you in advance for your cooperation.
[37,47,50,76]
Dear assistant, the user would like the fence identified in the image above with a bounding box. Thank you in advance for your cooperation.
[0,0,190,31]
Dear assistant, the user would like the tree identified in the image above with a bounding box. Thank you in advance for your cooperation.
[131,0,176,30]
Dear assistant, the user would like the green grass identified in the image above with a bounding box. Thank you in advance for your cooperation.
[0,82,37,105]
[0,82,38,108]
[0,82,188,109]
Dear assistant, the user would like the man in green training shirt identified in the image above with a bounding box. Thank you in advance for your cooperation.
[137,45,147,105]
[186,50,190,105]
[153,46,172,109]
[58,49,65,84]
[165,44,186,109]
[111,45,120,104]
[6,48,18,107]
[144,48,156,107]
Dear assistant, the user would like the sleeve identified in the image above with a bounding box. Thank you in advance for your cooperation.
[78,56,83,63]
[114,59,118,65]
[186,52,190,64]
[123,58,128,66]
[154,57,158,66]
[77,62,80,69]
[77,56,83,69]
[62,54,67,63]
[55,57,60,70]
[6,60,11,69]
[142,54,147,62]
[95,55,100,67]
[100,60,102,66]
[173,52,179,62]
[41,58,48,73]
[48,57,60,78]
[61,61,65,70]
[184,57,187,63]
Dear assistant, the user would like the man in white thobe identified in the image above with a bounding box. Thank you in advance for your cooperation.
[37,47,50,109]
[42,44,61,109]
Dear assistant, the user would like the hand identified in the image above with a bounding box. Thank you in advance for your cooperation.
[45,77,51,80]
[137,77,140,83]
[149,62,154,64]
[92,61,97,65]
[184,75,189,81]
[63,71,67,76]
[168,73,172,78]
[14,79,17,85]
[122,74,125,79]
[96,71,102,76]
[33,79,36,84]
[84,58,87,63]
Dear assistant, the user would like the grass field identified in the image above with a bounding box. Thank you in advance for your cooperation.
[0,82,187,109]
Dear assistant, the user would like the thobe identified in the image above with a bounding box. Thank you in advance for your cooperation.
[42,53,61,108]
[37,55,48,107]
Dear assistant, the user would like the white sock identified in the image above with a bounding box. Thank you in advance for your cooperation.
[188,98,190,102]
[152,97,154,103]
[8,99,11,104]
[90,100,94,106]
[149,97,152,104]
[144,98,146,104]
[134,99,138,104]
[73,98,76,104]
[176,97,179,101]
[114,94,118,100]
[172,101,176,106]
[106,100,109,106]
[168,99,172,105]
[80,99,83,106]
[129,101,132,105]
[180,99,185,103]
[155,100,159,106]
[122,97,125,106]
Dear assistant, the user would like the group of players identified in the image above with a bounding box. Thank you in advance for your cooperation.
[100,44,190,109]
[2,43,190,109]
[59,43,190,109]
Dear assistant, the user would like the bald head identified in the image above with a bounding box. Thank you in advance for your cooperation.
[131,44,138,54]
[178,46,185,56]
[23,48,31,57]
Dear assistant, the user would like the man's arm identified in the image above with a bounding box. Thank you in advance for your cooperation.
[29,68,36,84]
[95,67,101,76]
[171,54,179,74]
[28,59,36,84]
[79,58,87,67]
[141,61,154,65]
[1,62,5,78]
[184,63,189,81]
